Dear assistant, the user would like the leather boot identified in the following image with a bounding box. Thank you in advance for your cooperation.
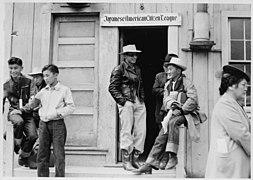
[165,153,178,169]
[132,149,142,169]
[122,150,135,171]
[159,152,169,170]
[132,163,152,175]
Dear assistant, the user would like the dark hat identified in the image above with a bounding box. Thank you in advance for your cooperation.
[223,65,250,82]
[163,53,178,63]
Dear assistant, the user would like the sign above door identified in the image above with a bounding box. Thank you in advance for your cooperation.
[101,13,181,26]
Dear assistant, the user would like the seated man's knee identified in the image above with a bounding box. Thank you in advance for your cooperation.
[8,114,24,126]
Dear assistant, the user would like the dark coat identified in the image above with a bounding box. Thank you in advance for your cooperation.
[152,72,167,123]
[108,60,145,106]
[3,74,35,112]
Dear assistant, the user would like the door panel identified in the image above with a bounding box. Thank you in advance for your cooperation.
[53,15,98,147]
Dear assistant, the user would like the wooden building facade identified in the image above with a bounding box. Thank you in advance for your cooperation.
[3,3,251,177]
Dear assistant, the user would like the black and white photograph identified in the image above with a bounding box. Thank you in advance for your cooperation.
[0,0,251,178]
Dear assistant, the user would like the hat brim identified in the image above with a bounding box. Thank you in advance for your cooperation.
[119,50,142,54]
[167,63,187,71]
[223,65,250,81]
[28,72,43,76]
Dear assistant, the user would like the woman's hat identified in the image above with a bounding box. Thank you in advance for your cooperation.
[223,65,250,82]
[28,67,43,76]
[163,53,178,62]
[167,57,187,71]
[119,44,142,54]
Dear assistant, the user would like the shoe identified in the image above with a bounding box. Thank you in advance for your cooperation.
[132,163,152,175]
[14,145,20,154]
[159,152,169,170]
[18,156,28,166]
[28,160,37,169]
[122,149,135,171]
[165,155,178,169]
[132,149,142,169]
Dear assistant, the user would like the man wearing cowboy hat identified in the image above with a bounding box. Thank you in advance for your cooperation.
[152,53,178,169]
[109,44,146,171]
[133,57,207,174]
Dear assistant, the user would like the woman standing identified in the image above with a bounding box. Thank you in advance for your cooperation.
[108,44,146,171]
[205,65,250,178]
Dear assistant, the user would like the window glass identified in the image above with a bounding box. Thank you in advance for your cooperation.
[230,19,244,39]
[245,19,251,40]
[231,41,244,60]
[246,41,251,60]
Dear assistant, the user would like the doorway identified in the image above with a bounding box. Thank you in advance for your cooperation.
[117,27,168,161]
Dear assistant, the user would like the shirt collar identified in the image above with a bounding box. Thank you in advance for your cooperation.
[45,81,61,91]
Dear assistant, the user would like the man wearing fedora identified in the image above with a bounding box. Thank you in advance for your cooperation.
[133,57,206,175]
[152,53,178,169]
[109,44,146,171]
[28,67,47,128]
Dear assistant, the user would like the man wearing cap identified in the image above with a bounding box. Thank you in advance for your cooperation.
[151,53,178,169]
[28,67,46,127]
[205,65,250,178]
[109,44,146,171]
[133,57,206,174]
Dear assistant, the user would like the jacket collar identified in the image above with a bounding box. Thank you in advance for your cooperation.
[122,60,137,74]
[45,81,61,91]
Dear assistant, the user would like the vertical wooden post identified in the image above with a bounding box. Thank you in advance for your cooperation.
[176,125,187,178]
[5,121,14,177]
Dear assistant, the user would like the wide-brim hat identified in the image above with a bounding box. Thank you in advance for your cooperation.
[162,53,178,63]
[167,57,187,71]
[28,67,43,76]
[223,65,250,82]
[119,44,142,54]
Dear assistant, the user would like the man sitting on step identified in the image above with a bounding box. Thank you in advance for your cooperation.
[132,57,207,175]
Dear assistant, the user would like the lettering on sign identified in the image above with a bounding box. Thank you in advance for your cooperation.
[101,13,182,26]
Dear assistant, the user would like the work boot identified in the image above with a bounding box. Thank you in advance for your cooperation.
[165,153,178,169]
[159,152,169,170]
[132,163,152,175]
[132,149,142,169]
[28,159,37,169]
[122,149,135,171]
[18,155,29,167]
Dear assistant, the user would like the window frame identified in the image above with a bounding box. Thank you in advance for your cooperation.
[221,11,251,113]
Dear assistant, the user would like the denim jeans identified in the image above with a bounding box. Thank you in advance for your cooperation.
[8,113,38,156]
[146,115,186,168]
[37,119,66,177]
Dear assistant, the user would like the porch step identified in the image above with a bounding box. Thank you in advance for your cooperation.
[13,166,176,178]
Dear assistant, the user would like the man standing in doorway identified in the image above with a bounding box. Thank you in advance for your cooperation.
[152,53,178,169]
[109,44,146,171]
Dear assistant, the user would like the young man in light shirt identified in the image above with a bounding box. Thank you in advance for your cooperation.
[11,64,75,177]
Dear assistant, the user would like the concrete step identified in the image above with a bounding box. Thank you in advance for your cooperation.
[13,166,176,178]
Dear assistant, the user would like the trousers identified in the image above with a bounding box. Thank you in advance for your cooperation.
[146,115,186,168]
[117,98,146,154]
[8,113,38,157]
[37,119,66,177]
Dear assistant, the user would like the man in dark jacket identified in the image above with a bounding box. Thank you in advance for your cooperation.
[109,44,146,171]
[3,57,38,168]
[151,53,178,169]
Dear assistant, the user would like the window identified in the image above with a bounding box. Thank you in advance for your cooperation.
[228,18,251,106]
[222,11,251,110]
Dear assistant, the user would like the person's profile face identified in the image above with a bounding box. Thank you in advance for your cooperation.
[9,64,23,78]
[43,70,58,86]
[232,79,248,102]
